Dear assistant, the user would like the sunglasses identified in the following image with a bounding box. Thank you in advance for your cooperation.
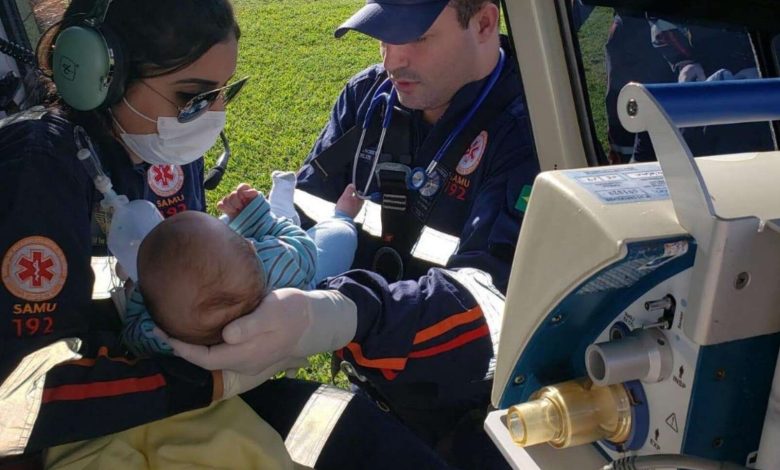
[142,76,249,123]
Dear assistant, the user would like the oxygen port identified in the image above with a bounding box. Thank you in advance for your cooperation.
[644,295,676,329]
[586,328,673,386]
[506,378,632,448]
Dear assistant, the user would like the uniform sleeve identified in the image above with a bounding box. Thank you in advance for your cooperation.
[0,120,214,453]
[447,109,540,293]
[324,269,494,387]
[229,194,317,290]
[296,67,381,202]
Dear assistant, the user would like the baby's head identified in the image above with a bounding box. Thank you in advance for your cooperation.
[137,211,266,345]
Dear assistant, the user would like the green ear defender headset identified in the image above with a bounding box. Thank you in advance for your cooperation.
[51,0,127,111]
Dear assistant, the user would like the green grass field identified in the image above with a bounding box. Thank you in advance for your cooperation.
[215,1,614,200]
[578,7,612,153]
[208,0,375,205]
[212,1,613,385]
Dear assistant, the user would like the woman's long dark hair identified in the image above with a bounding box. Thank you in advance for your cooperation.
[33,0,240,141]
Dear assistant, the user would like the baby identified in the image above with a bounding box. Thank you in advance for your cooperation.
[122,174,362,354]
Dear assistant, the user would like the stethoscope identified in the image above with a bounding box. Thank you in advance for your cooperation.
[352,47,507,201]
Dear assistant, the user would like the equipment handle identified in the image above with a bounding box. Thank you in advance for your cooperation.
[617,78,780,251]
[642,78,780,128]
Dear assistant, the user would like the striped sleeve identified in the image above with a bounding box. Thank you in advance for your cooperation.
[229,194,317,290]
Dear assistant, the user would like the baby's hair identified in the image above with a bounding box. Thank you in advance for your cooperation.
[138,211,266,345]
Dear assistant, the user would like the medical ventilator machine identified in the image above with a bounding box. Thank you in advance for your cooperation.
[485,79,780,469]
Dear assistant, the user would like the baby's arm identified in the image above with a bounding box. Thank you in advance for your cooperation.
[229,194,317,290]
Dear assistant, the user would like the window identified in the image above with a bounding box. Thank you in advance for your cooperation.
[569,1,779,165]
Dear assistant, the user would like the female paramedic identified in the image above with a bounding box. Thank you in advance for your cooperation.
[0,0,450,468]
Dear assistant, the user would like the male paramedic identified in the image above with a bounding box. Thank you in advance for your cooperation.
[173,1,538,468]
[296,0,539,292]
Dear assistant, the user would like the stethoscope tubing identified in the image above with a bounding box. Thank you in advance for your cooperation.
[353,80,397,200]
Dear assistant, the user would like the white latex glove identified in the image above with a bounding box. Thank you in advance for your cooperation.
[153,327,308,400]
[677,62,705,82]
[164,289,357,376]
[220,357,308,400]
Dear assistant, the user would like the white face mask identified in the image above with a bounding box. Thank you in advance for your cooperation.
[113,97,226,166]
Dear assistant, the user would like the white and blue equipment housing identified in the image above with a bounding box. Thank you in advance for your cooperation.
[487,78,780,469]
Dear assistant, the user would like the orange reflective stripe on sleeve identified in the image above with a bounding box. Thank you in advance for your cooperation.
[409,324,490,359]
[343,342,407,370]
[341,306,488,379]
[42,374,166,403]
[380,369,398,381]
[412,306,483,345]
[66,346,139,367]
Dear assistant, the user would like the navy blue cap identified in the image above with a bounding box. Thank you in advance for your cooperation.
[335,0,450,45]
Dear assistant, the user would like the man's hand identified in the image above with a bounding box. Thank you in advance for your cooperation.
[218,183,259,219]
[677,62,705,82]
[161,289,358,376]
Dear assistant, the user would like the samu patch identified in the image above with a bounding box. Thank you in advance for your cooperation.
[147,164,184,197]
[456,131,488,176]
[2,236,68,302]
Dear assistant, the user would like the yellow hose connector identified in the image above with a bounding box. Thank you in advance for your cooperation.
[506,378,632,448]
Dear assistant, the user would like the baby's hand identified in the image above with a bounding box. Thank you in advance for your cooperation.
[335,184,363,218]
[218,183,259,219]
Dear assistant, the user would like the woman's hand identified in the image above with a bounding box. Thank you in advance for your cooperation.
[160,288,358,376]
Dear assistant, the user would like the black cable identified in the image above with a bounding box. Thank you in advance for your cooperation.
[0,36,36,66]
[604,454,750,470]
[203,131,231,190]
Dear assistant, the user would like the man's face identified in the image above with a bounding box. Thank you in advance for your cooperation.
[380,6,481,119]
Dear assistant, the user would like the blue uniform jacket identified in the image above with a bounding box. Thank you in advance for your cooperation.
[297,42,539,293]
[325,267,499,444]
[0,111,213,452]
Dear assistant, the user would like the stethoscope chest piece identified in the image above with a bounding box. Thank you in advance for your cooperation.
[408,167,427,191]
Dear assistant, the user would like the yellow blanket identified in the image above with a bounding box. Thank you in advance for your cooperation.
[45,398,300,469]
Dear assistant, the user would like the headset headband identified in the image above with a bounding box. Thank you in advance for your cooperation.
[84,0,113,27]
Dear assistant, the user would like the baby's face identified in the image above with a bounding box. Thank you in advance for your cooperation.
[139,211,266,346]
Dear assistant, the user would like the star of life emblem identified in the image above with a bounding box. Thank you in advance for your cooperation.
[147,164,184,197]
[456,131,488,176]
[2,236,68,301]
